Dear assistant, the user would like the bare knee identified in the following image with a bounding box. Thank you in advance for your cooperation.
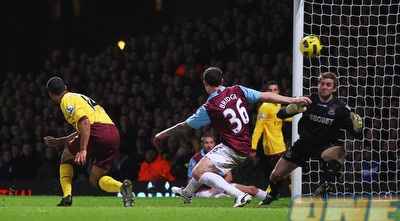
[192,168,203,180]
[248,186,258,195]
[322,146,347,163]
[269,170,284,182]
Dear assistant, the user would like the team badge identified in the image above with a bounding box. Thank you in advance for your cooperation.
[259,113,265,119]
[328,107,335,116]
[66,105,75,114]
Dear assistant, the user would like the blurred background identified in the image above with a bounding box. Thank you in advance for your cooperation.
[0,0,231,76]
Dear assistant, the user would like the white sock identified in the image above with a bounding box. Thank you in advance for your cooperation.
[198,172,243,197]
[255,188,267,198]
[184,178,202,195]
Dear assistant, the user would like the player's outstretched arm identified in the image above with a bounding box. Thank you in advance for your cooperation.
[153,121,191,146]
[44,131,78,148]
[259,92,311,105]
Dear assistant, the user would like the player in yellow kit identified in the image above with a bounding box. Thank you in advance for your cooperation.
[44,77,134,207]
[250,80,291,196]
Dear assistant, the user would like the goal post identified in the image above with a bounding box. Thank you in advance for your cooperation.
[291,0,305,198]
[292,0,399,196]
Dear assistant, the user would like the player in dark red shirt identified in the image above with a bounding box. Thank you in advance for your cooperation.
[259,72,363,205]
[153,67,311,207]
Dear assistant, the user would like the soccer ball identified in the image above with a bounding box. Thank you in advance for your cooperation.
[300,35,322,58]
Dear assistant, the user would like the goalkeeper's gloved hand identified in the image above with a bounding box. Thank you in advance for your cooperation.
[285,103,307,115]
[350,112,362,133]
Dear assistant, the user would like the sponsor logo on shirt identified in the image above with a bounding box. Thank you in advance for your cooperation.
[66,105,75,114]
[309,114,334,125]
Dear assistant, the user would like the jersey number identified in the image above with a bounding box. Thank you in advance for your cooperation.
[81,95,98,111]
[222,98,249,133]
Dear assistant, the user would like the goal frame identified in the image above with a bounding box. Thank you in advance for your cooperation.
[291,0,304,199]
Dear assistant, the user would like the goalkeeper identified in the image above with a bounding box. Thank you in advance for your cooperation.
[259,72,363,205]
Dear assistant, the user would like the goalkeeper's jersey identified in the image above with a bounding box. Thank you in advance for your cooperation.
[278,93,356,145]
[60,92,114,132]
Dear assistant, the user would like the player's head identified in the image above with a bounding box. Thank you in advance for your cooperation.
[266,80,280,94]
[200,133,216,153]
[145,146,159,163]
[46,77,66,95]
[318,72,338,100]
[203,67,223,87]
[318,72,338,88]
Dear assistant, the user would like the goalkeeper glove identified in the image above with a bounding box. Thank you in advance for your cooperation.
[285,103,307,115]
[350,112,362,133]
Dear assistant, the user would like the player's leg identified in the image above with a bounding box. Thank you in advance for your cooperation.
[196,146,252,207]
[321,145,347,164]
[315,146,347,194]
[266,153,287,193]
[172,156,235,204]
[57,149,75,206]
[91,165,121,191]
[91,124,133,206]
[91,165,134,207]
[260,158,298,205]
[193,153,242,195]
[172,144,251,207]
[234,183,267,198]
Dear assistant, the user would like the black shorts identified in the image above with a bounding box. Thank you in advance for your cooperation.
[282,139,343,167]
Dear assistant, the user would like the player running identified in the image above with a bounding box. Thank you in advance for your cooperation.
[153,67,311,207]
[44,77,134,207]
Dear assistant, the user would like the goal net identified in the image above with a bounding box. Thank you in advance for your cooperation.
[297,0,400,196]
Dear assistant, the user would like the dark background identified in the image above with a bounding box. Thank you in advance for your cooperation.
[0,0,230,77]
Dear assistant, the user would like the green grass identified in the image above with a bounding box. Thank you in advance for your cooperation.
[0,195,291,221]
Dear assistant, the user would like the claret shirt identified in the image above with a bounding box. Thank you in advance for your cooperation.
[186,85,260,156]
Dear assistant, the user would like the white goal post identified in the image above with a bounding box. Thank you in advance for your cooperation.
[292,0,399,197]
[291,0,304,198]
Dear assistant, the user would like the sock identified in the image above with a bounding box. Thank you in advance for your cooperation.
[198,172,243,197]
[98,176,122,193]
[255,188,267,198]
[323,160,342,183]
[266,185,271,193]
[269,180,282,197]
[184,178,202,196]
[59,164,74,197]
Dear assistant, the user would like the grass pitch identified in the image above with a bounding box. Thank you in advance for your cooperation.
[0,195,290,221]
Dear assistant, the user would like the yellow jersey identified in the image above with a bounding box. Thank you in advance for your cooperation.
[60,92,114,133]
[252,103,291,155]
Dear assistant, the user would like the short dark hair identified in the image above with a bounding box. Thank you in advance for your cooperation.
[266,80,279,88]
[46,77,65,95]
[203,67,223,87]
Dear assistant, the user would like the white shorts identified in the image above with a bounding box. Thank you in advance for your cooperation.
[204,143,247,175]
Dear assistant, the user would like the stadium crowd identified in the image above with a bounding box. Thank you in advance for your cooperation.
[0,1,295,186]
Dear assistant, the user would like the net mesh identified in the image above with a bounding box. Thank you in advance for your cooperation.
[301,0,400,196]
